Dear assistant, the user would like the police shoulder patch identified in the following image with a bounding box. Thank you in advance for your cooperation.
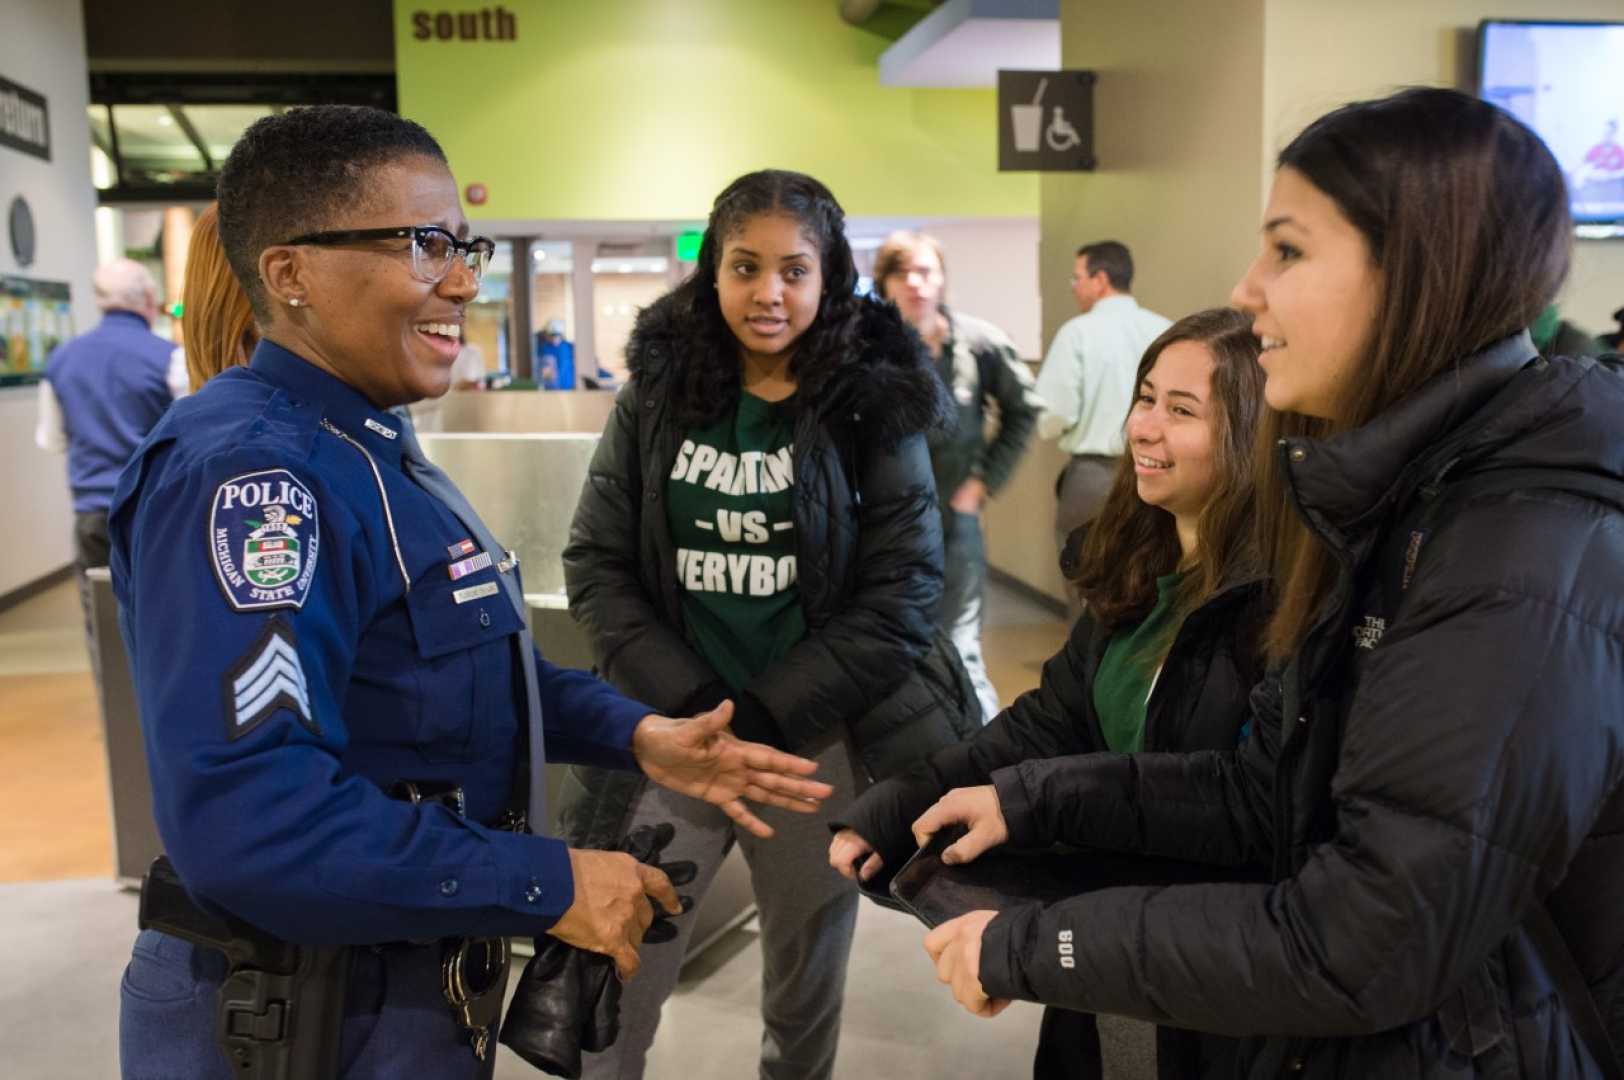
[209,468,320,612]
[223,616,317,740]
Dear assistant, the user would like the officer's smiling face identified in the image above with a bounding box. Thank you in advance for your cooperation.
[290,156,478,409]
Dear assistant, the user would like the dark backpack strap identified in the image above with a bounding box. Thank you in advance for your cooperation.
[1525,903,1624,1078]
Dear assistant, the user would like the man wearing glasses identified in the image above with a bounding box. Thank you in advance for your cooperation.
[111,106,829,1080]
[1033,240,1171,574]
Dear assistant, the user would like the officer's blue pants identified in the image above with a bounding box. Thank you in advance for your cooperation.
[120,928,495,1079]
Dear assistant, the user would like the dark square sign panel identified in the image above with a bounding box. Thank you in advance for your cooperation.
[998,69,1095,172]
[0,74,51,162]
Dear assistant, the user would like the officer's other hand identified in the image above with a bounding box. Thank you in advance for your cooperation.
[632,702,833,839]
[828,828,885,882]
[549,849,680,980]
[924,909,1011,1019]
[912,785,1008,865]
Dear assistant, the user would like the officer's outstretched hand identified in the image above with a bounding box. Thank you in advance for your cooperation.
[632,702,833,839]
[912,785,1009,865]
[548,849,680,980]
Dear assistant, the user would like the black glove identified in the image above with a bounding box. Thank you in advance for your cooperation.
[498,936,619,1078]
[621,822,697,944]
[498,823,696,1075]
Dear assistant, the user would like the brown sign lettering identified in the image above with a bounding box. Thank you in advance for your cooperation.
[411,7,517,42]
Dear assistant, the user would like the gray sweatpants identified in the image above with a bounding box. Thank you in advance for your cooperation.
[578,729,863,1080]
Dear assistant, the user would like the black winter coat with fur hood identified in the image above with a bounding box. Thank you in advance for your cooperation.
[561,292,979,800]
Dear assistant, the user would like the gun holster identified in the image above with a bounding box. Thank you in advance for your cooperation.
[138,856,349,1080]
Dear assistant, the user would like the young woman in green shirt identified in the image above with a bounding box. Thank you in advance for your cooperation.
[833,307,1268,1077]
[561,169,978,1079]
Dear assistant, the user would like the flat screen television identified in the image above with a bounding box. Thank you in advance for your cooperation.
[1478,19,1624,238]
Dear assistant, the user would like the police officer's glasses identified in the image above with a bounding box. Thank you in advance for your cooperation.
[283,226,496,285]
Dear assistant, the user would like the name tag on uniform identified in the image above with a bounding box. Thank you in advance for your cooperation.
[363,417,398,440]
[452,582,500,605]
[448,551,494,581]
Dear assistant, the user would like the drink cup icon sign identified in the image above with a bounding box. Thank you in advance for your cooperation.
[1011,78,1047,153]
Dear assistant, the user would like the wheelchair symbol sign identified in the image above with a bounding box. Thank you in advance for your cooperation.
[999,70,1096,172]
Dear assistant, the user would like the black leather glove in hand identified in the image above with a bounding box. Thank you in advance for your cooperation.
[498,938,617,1078]
[498,823,696,1076]
[622,822,697,943]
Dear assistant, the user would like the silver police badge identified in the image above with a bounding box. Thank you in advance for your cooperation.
[209,468,320,611]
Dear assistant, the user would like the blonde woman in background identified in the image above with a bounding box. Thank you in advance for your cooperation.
[179,203,258,391]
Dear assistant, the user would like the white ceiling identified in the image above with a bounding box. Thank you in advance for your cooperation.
[879,0,1060,88]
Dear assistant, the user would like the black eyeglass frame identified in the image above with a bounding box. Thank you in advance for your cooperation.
[281,225,496,284]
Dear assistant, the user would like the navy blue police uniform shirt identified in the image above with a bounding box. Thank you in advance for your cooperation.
[108,340,650,945]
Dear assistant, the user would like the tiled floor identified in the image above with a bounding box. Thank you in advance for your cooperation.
[0,571,1071,1078]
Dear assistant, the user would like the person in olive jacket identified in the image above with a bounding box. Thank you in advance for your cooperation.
[915,89,1624,1079]
[872,230,1042,724]
[833,307,1269,1079]
[558,169,978,1080]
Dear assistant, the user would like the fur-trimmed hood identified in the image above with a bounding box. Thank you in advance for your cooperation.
[624,290,953,446]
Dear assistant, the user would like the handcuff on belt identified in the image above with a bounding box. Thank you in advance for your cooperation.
[393,779,518,1061]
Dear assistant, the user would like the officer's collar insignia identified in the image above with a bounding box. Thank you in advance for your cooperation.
[363,417,399,440]
[223,617,317,740]
[209,468,320,612]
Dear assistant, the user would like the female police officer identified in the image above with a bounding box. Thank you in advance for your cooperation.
[110,105,831,1079]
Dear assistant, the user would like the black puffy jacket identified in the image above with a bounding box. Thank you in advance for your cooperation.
[559,293,979,843]
[978,335,1624,1077]
[844,574,1268,871]
[846,574,1270,1078]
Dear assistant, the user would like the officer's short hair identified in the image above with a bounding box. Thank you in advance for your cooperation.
[217,105,447,319]
[1075,241,1133,292]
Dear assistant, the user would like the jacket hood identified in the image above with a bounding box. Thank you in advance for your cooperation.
[624,290,953,445]
[1285,332,1624,534]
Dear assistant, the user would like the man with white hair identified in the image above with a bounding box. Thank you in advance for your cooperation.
[36,258,182,571]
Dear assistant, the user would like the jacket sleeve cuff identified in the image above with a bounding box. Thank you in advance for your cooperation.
[978,903,1040,1002]
[833,771,942,867]
[992,764,1044,849]
[486,830,575,931]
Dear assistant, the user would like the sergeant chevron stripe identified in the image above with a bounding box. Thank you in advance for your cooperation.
[222,618,319,740]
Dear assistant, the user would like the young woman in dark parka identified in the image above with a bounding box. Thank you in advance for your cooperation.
[830,307,1269,1079]
[558,169,978,1079]
[914,87,1624,1078]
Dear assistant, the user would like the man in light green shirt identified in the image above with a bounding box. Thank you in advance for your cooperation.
[1033,240,1171,561]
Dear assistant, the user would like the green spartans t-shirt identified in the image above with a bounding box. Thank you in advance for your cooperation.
[666,392,807,696]
[1091,571,1187,753]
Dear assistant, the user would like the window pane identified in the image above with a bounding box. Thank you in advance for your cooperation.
[109,105,206,184]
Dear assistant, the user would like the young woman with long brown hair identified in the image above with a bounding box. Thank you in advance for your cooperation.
[911,87,1624,1079]
[831,306,1268,1078]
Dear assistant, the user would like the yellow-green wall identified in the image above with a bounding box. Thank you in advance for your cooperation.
[393,0,1037,220]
